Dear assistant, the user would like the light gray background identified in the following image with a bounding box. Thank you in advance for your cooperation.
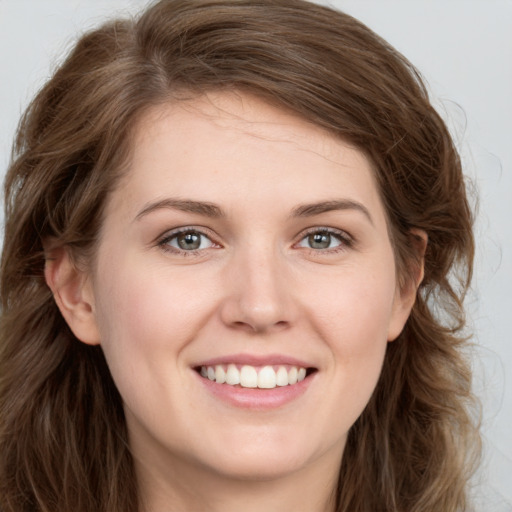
[1,0,511,508]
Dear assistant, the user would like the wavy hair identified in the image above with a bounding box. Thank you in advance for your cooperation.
[0,1,480,510]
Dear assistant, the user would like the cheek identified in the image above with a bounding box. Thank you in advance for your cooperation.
[95,258,197,342]
[91,257,221,388]
[303,261,396,407]
[91,266,190,426]
[309,262,396,346]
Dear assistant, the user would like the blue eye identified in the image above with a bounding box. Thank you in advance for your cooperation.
[163,230,213,251]
[297,229,348,250]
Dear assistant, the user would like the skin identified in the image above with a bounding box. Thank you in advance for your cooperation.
[46,92,422,512]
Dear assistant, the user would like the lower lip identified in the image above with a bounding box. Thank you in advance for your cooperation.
[196,372,315,410]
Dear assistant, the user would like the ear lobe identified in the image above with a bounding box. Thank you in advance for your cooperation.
[387,229,428,342]
[44,245,100,345]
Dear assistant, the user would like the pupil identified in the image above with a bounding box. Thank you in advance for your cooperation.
[309,232,330,249]
[178,232,201,250]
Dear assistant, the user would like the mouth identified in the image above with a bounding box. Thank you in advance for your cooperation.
[195,364,317,389]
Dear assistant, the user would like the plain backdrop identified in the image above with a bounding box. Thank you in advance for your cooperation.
[1,0,511,508]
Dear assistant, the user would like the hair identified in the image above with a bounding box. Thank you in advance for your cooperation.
[0,0,480,511]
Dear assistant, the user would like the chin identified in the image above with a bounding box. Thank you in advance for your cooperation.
[205,454,309,482]
[193,432,322,482]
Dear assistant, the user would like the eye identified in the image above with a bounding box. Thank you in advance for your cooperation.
[160,229,214,252]
[296,228,351,251]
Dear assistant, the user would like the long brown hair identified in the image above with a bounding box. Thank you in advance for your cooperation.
[0,1,480,510]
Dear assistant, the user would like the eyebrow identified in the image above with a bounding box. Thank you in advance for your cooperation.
[291,199,374,225]
[134,197,373,225]
[135,198,225,221]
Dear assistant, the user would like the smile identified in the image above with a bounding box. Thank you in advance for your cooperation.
[199,364,309,389]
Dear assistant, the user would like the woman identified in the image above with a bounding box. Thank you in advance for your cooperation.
[0,0,480,511]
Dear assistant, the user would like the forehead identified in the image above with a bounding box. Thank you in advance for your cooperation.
[137,92,362,160]
[107,91,385,224]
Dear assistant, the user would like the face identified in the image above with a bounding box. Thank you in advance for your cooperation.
[70,93,415,488]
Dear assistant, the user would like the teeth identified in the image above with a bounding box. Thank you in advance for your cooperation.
[276,366,289,387]
[288,367,298,385]
[258,365,276,389]
[199,364,309,389]
[215,365,226,384]
[225,364,240,385]
[240,365,258,388]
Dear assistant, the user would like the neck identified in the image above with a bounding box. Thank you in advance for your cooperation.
[136,449,341,512]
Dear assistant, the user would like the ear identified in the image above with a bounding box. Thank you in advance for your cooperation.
[44,244,101,345]
[387,229,427,342]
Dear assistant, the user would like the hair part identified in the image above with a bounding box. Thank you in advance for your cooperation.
[0,1,480,511]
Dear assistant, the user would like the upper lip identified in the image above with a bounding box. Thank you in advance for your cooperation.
[194,353,315,369]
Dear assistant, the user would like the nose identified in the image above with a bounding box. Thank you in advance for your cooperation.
[219,246,296,334]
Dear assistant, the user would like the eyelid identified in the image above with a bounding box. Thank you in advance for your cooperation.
[156,226,222,254]
[154,225,354,256]
[293,226,354,251]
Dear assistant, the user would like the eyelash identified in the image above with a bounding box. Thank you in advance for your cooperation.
[157,227,219,256]
[156,226,354,256]
[295,226,353,254]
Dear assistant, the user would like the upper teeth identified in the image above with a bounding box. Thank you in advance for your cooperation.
[200,364,307,389]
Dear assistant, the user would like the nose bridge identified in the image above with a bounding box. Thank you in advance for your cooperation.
[220,239,294,332]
